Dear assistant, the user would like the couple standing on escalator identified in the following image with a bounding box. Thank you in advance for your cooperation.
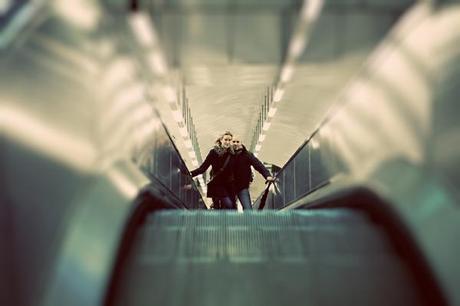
[190,131,275,210]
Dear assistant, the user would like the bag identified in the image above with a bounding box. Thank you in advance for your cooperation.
[258,180,276,210]
[207,154,232,185]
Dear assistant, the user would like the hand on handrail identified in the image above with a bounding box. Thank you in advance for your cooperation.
[179,167,191,176]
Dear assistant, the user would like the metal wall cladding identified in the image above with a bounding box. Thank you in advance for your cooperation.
[138,125,204,209]
[0,140,93,306]
[0,10,205,306]
[258,3,460,211]
[294,147,310,198]
[431,51,460,194]
[262,137,342,209]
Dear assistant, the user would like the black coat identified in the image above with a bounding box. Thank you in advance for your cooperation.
[191,148,234,198]
[232,146,270,192]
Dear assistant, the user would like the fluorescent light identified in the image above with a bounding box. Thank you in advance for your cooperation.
[0,105,96,172]
[289,35,306,58]
[179,126,188,137]
[311,139,320,149]
[302,0,324,22]
[172,110,182,122]
[268,107,278,118]
[258,134,266,142]
[102,57,136,91]
[319,125,330,137]
[129,13,157,47]
[188,150,196,159]
[52,0,101,31]
[147,51,167,75]
[262,121,271,131]
[104,100,136,128]
[280,64,294,83]
[131,104,153,123]
[112,83,145,107]
[163,86,176,103]
[107,168,138,198]
[184,139,193,148]
[0,0,12,14]
[137,121,157,140]
[273,88,284,102]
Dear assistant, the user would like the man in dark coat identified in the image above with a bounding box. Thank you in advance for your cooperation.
[231,136,274,210]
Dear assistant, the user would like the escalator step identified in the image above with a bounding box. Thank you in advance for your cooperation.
[111,210,424,306]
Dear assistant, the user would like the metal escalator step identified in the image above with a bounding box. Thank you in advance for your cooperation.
[145,209,368,228]
[111,210,424,306]
[141,211,392,262]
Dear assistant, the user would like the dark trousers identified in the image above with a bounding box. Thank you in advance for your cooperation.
[212,196,236,209]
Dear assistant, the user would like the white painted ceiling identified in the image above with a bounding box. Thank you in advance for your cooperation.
[148,0,414,167]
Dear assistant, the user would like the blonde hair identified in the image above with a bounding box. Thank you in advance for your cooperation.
[215,131,233,147]
[213,131,234,155]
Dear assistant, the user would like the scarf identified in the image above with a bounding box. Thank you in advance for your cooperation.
[213,144,234,156]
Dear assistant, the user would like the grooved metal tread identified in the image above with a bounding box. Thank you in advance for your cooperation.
[111,210,424,306]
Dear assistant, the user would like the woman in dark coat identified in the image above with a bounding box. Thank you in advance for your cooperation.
[231,136,274,210]
[190,131,236,209]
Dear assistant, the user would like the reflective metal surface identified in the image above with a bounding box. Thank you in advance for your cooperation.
[255,3,460,305]
[0,2,203,306]
[136,122,204,209]
[1,1,460,306]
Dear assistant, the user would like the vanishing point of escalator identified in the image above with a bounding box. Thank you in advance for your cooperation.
[108,209,427,306]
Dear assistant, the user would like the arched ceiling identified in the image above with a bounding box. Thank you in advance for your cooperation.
[135,0,415,167]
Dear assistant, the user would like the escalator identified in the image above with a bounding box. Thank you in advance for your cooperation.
[107,209,432,306]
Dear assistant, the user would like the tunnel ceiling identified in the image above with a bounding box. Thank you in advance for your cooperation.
[126,0,414,167]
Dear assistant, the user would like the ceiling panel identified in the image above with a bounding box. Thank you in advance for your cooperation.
[145,0,415,167]
[232,13,282,63]
[180,13,230,65]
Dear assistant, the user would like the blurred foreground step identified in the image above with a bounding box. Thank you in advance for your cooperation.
[110,210,425,306]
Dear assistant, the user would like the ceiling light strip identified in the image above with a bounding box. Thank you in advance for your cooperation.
[129,12,202,163]
[250,0,324,154]
[129,12,204,192]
